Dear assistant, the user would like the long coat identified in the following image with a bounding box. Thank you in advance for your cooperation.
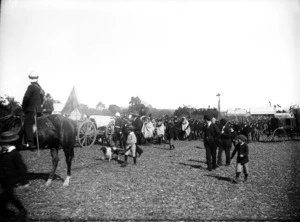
[220,125,232,147]
[132,117,143,131]
[0,147,28,187]
[22,82,45,113]
[231,143,249,164]
[203,123,221,146]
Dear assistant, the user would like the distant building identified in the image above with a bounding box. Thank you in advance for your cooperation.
[226,109,248,116]
[249,107,275,116]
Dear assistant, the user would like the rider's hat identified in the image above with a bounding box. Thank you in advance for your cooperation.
[28,71,39,82]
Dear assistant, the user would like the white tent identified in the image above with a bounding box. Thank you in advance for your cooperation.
[250,107,275,115]
[68,107,85,121]
[227,109,248,116]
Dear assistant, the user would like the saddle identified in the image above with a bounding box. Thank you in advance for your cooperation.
[37,116,56,131]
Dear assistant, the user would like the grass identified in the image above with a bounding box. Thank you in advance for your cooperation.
[13,140,300,221]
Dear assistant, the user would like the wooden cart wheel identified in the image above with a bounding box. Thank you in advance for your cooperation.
[272,127,288,142]
[259,129,270,142]
[77,120,97,148]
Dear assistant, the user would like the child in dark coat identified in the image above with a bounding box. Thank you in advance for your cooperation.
[231,134,249,183]
[0,131,29,219]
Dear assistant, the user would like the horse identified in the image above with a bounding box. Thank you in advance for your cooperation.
[0,112,77,187]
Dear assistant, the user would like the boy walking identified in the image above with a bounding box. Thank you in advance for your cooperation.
[0,131,29,219]
[231,134,249,183]
[121,125,137,167]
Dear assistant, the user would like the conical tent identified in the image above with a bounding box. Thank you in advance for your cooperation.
[61,86,81,118]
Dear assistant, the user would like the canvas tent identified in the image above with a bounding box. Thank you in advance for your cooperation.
[60,86,84,120]
[227,109,248,116]
[68,107,85,121]
[249,107,275,116]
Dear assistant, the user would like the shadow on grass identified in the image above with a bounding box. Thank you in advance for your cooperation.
[194,146,205,149]
[27,172,64,182]
[178,162,206,170]
[151,145,172,151]
[205,174,237,184]
[188,159,206,164]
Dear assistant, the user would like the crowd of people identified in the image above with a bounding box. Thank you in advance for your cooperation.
[98,111,252,176]
[0,71,274,220]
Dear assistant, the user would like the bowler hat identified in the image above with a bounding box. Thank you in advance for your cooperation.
[0,131,20,143]
[237,134,247,142]
[220,118,227,126]
[204,114,212,121]
[127,125,135,130]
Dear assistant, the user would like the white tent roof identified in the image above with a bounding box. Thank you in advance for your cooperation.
[227,109,248,116]
[250,107,275,115]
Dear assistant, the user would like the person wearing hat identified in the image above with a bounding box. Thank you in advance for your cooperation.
[42,93,54,116]
[230,134,249,183]
[203,113,221,171]
[0,131,29,219]
[114,112,125,149]
[217,118,232,166]
[121,125,137,167]
[22,71,45,151]
[131,111,143,145]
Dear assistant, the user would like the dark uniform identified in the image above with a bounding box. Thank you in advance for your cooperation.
[132,115,143,145]
[203,114,221,171]
[114,116,124,148]
[0,131,28,219]
[22,76,45,150]
[217,119,232,166]
[42,94,54,115]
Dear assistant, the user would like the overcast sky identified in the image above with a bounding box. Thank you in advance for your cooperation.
[0,0,299,110]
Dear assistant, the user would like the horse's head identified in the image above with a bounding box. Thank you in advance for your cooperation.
[0,114,23,134]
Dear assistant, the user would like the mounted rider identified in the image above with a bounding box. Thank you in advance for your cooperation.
[22,71,45,151]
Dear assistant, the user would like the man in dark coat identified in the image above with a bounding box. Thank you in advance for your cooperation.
[114,112,124,148]
[42,93,54,115]
[22,71,45,151]
[203,113,221,171]
[217,118,232,166]
[131,112,143,145]
[0,131,29,219]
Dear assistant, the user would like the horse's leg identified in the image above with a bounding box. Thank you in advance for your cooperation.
[45,147,59,186]
[63,147,74,187]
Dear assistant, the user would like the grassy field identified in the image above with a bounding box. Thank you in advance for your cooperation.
[14,140,300,221]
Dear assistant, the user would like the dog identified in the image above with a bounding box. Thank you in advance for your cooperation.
[100,146,123,161]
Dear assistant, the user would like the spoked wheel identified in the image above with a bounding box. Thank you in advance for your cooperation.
[260,130,272,142]
[77,120,97,148]
[271,127,288,142]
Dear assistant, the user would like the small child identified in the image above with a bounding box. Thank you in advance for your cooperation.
[0,131,29,219]
[121,125,137,167]
[230,134,249,183]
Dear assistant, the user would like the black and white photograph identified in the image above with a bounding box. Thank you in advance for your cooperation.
[0,0,300,221]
